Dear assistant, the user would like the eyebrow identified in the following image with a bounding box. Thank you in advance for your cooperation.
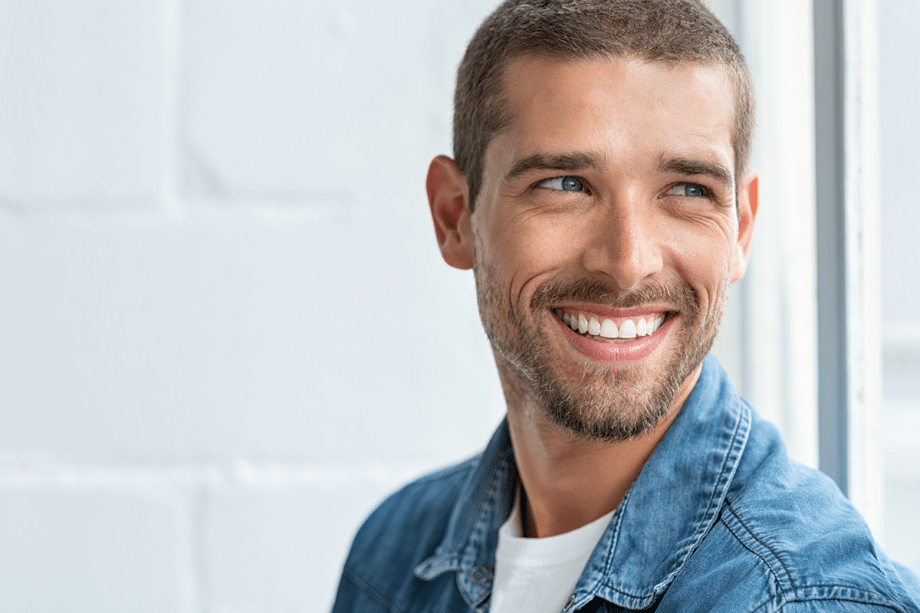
[658,156,734,187]
[504,152,600,183]
[502,151,735,188]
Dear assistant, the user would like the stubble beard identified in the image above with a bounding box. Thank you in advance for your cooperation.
[475,264,727,443]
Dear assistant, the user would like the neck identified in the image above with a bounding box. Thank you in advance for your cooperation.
[499,360,701,538]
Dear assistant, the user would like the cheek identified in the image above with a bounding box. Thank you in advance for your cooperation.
[493,214,579,273]
[669,239,736,303]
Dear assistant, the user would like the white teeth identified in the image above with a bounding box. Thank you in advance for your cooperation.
[600,319,618,338]
[636,318,648,336]
[619,319,637,339]
[588,317,601,336]
[558,309,667,340]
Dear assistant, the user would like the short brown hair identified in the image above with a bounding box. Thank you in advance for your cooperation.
[453,0,755,209]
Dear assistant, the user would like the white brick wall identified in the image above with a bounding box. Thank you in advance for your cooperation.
[0,0,503,610]
[0,0,167,208]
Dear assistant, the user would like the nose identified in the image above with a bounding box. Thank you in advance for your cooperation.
[580,197,664,290]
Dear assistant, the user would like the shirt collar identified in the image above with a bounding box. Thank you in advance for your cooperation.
[414,355,751,610]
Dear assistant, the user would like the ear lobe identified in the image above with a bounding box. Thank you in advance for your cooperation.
[426,155,474,270]
[731,171,759,282]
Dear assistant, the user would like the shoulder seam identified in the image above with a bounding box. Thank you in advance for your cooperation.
[722,500,793,593]
[723,503,909,612]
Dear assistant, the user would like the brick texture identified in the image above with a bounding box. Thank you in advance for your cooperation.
[0,0,503,610]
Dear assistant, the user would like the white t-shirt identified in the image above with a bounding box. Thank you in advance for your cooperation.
[489,492,615,613]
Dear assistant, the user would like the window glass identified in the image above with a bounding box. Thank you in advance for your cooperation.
[878,0,920,575]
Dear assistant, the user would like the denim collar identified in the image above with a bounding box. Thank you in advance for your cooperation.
[414,355,751,610]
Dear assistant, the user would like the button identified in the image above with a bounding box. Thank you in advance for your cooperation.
[469,566,491,584]
[563,594,576,611]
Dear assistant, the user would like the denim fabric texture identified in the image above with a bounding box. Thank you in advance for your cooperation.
[332,356,920,612]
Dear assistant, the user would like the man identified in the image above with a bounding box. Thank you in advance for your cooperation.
[332,1,920,611]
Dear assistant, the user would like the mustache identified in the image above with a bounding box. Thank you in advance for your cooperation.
[530,277,698,312]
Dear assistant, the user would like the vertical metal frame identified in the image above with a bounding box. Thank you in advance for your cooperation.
[814,0,847,495]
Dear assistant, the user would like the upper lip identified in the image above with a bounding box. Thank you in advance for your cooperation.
[552,304,673,318]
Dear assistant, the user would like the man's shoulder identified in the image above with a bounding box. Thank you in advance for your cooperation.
[333,454,480,611]
[349,454,478,562]
[665,413,920,612]
[359,455,477,543]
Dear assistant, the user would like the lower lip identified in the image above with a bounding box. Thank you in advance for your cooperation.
[552,313,676,363]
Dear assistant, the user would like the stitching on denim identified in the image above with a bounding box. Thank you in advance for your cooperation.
[793,587,900,604]
[584,382,754,608]
[587,490,631,595]
[720,508,788,612]
[865,543,907,610]
[659,396,752,589]
[723,500,793,590]
[724,508,907,611]
[455,454,511,608]
[575,492,667,611]
[343,565,404,613]
[695,395,749,538]
[777,587,903,611]
[748,589,898,613]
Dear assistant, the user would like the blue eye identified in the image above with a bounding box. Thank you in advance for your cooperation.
[537,176,589,193]
[666,183,710,197]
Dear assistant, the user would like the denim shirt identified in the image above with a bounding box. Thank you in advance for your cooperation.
[332,356,920,612]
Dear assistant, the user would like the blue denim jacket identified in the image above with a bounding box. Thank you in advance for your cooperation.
[332,356,920,612]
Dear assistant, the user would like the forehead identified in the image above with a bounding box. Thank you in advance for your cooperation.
[489,55,737,177]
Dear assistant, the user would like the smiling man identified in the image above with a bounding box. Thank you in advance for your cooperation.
[332,1,920,612]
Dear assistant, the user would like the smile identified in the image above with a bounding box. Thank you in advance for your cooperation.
[553,308,668,341]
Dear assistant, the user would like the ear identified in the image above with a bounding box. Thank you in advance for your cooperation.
[730,170,759,282]
[426,155,474,270]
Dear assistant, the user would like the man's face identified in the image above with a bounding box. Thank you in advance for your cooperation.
[434,56,756,442]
